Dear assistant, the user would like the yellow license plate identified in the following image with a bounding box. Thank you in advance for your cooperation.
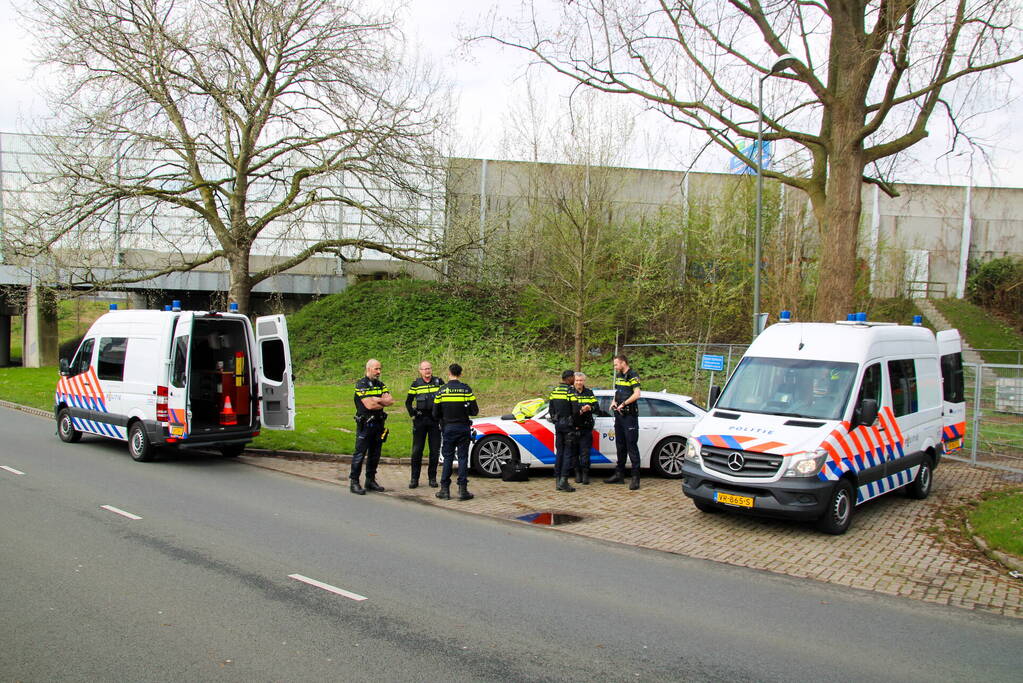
[946,438,962,451]
[716,492,754,508]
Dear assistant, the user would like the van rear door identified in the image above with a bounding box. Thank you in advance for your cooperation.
[936,329,966,454]
[255,315,295,430]
[168,313,194,438]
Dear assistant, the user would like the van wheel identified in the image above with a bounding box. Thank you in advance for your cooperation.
[57,409,82,443]
[906,457,933,500]
[816,480,855,535]
[220,444,245,458]
[128,422,156,462]
[651,437,686,478]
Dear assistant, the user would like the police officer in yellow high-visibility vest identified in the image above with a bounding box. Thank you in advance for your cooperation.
[606,354,642,490]
[405,361,444,489]
[348,359,394,495]
[432,363,479,501]
[548,369,579,492]
[572,372,598,485]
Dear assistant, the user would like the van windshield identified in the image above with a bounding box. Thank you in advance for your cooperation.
[716,357,858,421]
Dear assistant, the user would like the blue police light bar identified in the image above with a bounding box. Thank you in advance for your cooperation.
[109,303,117,310]
[171,300,182,312]
[163,305,172,311]
[229,302,239,312]
[912,315,922,326]
[780,310,792,322]
[856,312,867,322]
[846,313,855,321]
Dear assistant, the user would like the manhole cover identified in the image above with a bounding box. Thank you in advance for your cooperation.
[515,511,582,526]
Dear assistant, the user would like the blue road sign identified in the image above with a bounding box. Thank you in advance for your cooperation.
[701,354,725,372]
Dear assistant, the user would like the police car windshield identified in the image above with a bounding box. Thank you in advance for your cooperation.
[716,357,858,421]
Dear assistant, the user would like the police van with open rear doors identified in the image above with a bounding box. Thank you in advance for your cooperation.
[55,302,295,461]
[682,312,965,534]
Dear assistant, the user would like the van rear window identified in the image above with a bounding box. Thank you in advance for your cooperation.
[97,337,128,382]
[888,359,919,416]
[940,352,964,403]
[261,339,286,382]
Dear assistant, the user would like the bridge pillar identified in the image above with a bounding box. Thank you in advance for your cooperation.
[23,285,59,368]
[128,292,149,310]
[0,315,10,367]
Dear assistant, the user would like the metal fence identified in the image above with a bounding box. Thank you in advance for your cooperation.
[948,363,1023,475]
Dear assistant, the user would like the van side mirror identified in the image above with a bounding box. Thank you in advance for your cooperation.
[708,385,721,409]
[59,358,70,376]
[855,398,878,429]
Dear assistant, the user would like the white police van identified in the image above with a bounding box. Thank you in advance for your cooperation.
[682,313,965,534]
[55,303,295,461]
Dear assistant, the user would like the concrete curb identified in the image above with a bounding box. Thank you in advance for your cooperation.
[0,400,51,420]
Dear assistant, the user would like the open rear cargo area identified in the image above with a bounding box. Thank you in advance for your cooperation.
[188,316,254,432]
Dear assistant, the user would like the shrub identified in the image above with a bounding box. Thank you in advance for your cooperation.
[967,257,1023,319]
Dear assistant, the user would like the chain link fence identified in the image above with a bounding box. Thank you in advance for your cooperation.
[950,363,1023,475]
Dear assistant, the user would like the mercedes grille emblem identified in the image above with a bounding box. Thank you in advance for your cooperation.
[727,452,745,471]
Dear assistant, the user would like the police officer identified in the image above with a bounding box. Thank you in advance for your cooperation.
[572,371,598,485]
[347,358,394,495]
[405,360,444,489]
[548,369,578,492]
[432,363,479,501]
[606,354,642,490]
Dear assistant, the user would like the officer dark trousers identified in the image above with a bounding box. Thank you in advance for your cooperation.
[574,428,592,484]
[350,419,384,485]
[440,423,471,488]
[410,418,441,486]
[614,412,640,475]
[554,427,578,491]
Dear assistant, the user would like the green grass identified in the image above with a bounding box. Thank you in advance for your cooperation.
[0,367,61,411]
[10,298,120,362]
[969,488,1023,559]
[932,299,1023,365]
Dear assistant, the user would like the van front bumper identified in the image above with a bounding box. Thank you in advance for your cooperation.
[682,461,836,521]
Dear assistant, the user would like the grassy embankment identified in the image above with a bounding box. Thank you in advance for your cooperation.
[931,298,1023,365]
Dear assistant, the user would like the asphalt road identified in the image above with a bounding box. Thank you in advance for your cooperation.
[1,407,1020,682]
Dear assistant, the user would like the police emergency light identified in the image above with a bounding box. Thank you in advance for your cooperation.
[109,304,117,310]
[779,310,792,322]
[229,302,239,312]
[912,315,923,326]
[172,300,182,312]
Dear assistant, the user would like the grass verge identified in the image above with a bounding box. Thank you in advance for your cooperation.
[968,488,1023,560]
[932,299,1023,365]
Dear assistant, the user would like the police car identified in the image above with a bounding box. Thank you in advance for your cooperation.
[471,390,706,478]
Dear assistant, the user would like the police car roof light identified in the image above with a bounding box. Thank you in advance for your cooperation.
[163,305,172,311]
[856,312,868,322]
[779,310,792,322]
[912,315,922,326]
[109,303,117,310]
[172,300,181,312]
[229,302,239,312]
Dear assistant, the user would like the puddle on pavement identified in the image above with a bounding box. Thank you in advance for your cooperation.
[515,511,583,526]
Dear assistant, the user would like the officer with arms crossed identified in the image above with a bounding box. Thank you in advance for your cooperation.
[405,360,444,489]
[347,358,394,495]
[548,369,578,492]
[606,354,642,490]
[432,363,479,501]
[573,372,598,485]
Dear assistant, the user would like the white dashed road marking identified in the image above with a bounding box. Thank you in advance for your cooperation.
[100,505,143,520]
[288,573,368,601]
[1,466,25,475]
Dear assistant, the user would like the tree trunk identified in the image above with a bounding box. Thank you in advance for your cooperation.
[573,311,584,371]
[227,251,253,315]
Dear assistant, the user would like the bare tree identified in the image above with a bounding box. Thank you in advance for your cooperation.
[477,0,1023,320]
[17,0,459,312]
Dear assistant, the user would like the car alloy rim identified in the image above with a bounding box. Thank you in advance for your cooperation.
[479,439,510,474]
[659,440,685,475]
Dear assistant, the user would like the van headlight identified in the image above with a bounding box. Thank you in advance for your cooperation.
[783,449,829,478]
[685,440,702,463]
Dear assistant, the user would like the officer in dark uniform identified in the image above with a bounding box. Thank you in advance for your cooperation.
[405,360,444,489]
[606,354,642,490]
[572,371,598,485]
[347,358,394,495]
[548,369,578,492]
[432,363,479,501]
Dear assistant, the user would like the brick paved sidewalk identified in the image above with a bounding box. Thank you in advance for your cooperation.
[240,453,1023,619]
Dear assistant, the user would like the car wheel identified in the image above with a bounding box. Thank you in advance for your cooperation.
[905,456,933,499]
[693,500,720,514]
[57,408,82,443]
[472,435,516,478]
[220,444,246,458]
[816,479,855,535]
[128,422,157,462]
[651,436,686,478]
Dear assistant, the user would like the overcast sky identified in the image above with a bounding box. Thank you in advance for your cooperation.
[2,0,1021,188]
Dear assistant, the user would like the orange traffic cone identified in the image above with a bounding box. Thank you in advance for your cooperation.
[220,394,238,426]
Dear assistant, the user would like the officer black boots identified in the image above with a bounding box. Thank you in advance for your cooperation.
[409,478,419,489]
[365,479,385,492]
[428,478,438,488]
[604,470,625,484]
[556,477,576,492]
[436,484,451,500]
[457,483,474,501]
[574,469,583,484]
[629,474,641,490]
[580,469,590,485]
[350,480,366,495]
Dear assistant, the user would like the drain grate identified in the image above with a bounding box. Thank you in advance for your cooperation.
[515,511,583,526]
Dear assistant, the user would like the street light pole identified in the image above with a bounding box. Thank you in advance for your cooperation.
[753,54,801,340]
